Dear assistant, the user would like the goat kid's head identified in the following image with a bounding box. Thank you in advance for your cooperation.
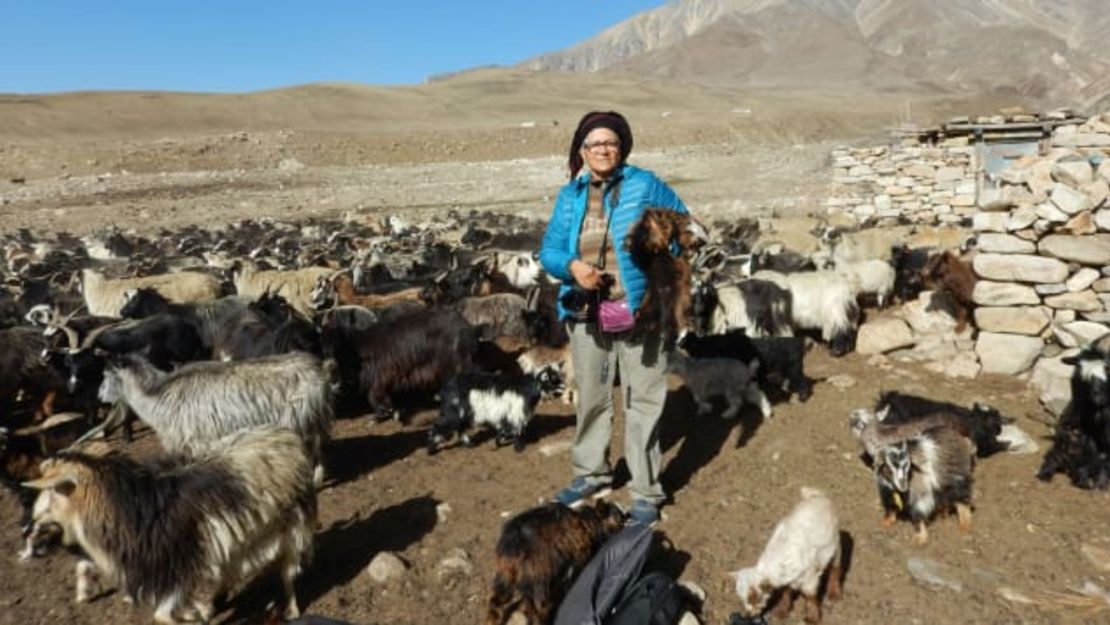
[534,364,566,400]
[877,441,913,492]
[1063,346,1110,406]
[310,276,336,311]
[23,457,88,535]
[732,568,775,617]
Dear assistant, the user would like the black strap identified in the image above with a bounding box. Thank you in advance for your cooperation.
[596,177,623,270]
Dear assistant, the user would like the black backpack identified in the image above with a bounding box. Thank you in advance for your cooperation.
[604,570,686,625]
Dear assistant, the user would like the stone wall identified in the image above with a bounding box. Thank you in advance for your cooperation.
[826,142,979,226]
[971,112,1110,412]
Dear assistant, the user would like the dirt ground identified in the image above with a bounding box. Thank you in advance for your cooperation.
[1,78,1108,624]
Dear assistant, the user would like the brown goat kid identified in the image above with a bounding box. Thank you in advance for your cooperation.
[921,251,976,332]
[486,501,625,625]
[626,209,709,351]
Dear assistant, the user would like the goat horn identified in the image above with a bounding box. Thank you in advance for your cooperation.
[48,322,81,352]
[328,267,353,281]
[79,319,125,351]
[60,303,87,326]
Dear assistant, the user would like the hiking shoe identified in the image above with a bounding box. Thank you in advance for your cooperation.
[627,499,660,526]
[553,477,612,508]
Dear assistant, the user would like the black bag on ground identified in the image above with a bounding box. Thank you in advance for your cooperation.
[603,570,685,625]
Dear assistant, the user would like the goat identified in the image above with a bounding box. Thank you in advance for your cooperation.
[214,292,322,360]
[0,326,65,426]
[1039,346,1110,489]
[890,244,932,304]
[455,293,531,344]
[231,262,335,318]
[626,209,709,351]
[747,247,816,275]
[428,368,563,455]
[678,329,812,402]
[751,270,859,356]
[97,351,333,484]
[665,351,771,420]
[691,278,793,338]
[873,425,975,545]
[732,487,841,624]
[920,251,976,332]
[309,272,425,312]
[355,308,484,421]
[486,501,625,625]
[517,343,575,407]
[23,426,316,623]
[830,258,896,309]
[79,268,222,317]
[870,391,1009,458]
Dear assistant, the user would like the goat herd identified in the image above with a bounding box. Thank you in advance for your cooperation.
[0,209,1104,625]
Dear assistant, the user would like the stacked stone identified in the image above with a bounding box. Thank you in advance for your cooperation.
[827,142,978,226]
[971,112,1110,380]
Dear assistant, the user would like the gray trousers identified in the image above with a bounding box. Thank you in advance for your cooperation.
[568,321,668,505]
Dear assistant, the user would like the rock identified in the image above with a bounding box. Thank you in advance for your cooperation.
[1063,321,1110,344]
[998,424,1039,454]
[856,318,915,355]
[1039,234,1110,266]
[972,281,1040,306]
[1050,182,1093,215]
[1096,209,1110,232]
[973,307,1050,336]
[976,233,1035,254]
[436,502,452,523]
[930,351,981,379]
[277,157,305,172]
[998,587,1037,605]
[538,439,574,458]
[1067,267,1101,292]
[366,552,408,583]
[1052,157,1095,187]
[973,212,1009,233]
[1044,290,1101,312]
[1035,283,1067,296]
[437,548,474,581]
[907,558,963,592]
[935,167,964,182]
[897,291,957,334]
[975,332,1043,375]
[827,374,856,389]
[973,253,1069,283]
[1084,178,1110,209]
[1093,278,1110,292]
[1030,353,1076,416]
[1064,211,1097,235]
[1036,201,1070,223]
[1006,206,1038,231]
[1053,133,1110,148]
[1081,544,1110,572]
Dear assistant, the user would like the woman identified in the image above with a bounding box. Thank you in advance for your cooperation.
[538,110,690,525]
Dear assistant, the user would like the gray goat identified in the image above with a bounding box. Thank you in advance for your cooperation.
[98,351,333,484]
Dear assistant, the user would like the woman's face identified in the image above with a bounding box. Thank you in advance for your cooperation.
[580,127,622,179]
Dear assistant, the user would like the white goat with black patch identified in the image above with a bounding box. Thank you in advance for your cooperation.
[828,258,896,308]
[80,268,222,318]
[752,269,859,356]
[23,426,316,624]
[428,368,563,454]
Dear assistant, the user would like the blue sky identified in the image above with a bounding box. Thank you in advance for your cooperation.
[1,1,668,94]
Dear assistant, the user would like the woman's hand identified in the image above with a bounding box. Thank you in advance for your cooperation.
[569,260,603,290]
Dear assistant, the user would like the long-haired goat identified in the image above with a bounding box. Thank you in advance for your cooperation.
[732,487,841,624]
[691,278,793,338]
[455,293,531,345]
[872,425,975,545]
[626,209,709,351]
[80,268,222,317]
[920,251,976,332]
[830,258,896,309]
[24,426,316,623]
[751,270,859,356]
[1039,346,1110,488]
[97,351,333,484]
[665,351,771,420]
[231,262,335,318]
[869,391,1010,458]
[486,500,625,625]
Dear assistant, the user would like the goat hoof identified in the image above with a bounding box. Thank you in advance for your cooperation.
[880,512,897,529]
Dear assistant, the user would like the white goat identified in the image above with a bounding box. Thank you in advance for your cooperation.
[232,263,336,318]
[733,487,842,623]
[753,270,858,355]
[80,268,221,317]
[832,259,896,308]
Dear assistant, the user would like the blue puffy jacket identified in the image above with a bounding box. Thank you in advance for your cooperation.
[539,164,688,320]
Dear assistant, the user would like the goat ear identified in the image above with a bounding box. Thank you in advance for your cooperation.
[23,468,78,493]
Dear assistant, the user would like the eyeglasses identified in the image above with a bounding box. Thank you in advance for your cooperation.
[582,139,620,152]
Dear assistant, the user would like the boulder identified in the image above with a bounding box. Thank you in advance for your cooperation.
[1084,178,1110,210]
[1061,320,1110,345]
[973,307,1050,336]
[1052,157,1094,187]
[1043,290,1101,312]
[973,212,1009,233]
[1050,182,1092,215]
[976,233,1035,254]
[366,552,408,583]
[1035,283,1067,296]
[972,281,1040,306]
[1063,211,1097,235]
[1095,209,1110,232]
[975,332,1043,375]
[1067,267,1101,292]
[897,291,957,335]
[856,318,915,355]
[972,253,1069,283]
[1029,352,1076,416]
[1039,234,1110,266]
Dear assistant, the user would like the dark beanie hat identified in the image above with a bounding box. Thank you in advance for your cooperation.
[567,110,633,178]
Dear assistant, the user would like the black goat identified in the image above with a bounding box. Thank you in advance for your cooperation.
[679,329,812,402]
[1039,347,1110,488]
[875,391,1010,458]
